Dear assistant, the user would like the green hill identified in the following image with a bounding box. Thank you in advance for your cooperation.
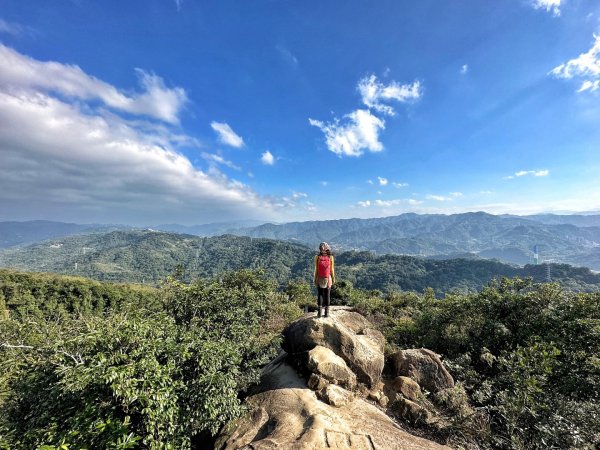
[2,230,600,293]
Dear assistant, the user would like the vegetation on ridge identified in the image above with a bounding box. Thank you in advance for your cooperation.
[1,266,599,448]
[2,230,600,294]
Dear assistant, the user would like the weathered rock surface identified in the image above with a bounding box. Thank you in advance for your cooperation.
[308,345,357,389]
[392,395,431,424]
[216,350,449,450]
[282,310,385,387]
[216,309,452,450]
[391,348,454,393]
[392,375,422,401]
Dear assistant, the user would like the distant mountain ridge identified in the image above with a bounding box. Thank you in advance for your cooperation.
[2,213,600,269]
[230,212,600,269]
[0,220,132,249]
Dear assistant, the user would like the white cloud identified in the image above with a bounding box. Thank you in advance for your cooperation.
[511,169,550,178]
[309,109,385,157]
[532,0,562,16]
[374,199,402,207]
[174,0,183,11]
[356,198,423,208]
[321,181,328,187]
[378,177,388,186]
[0,45,187,124]
[461,64,469,74]
[201,152,241,171]
[450,191,463,197]
[550,35,600,92]
[393,182,409,188]
[310,74,422,158]
[480,190,493,194]
[261,150,275,165]
[292,191,308,199]
[210,121,245,148]
[0,49,292,224]
[426,195,453,202]
[357,74,421,116]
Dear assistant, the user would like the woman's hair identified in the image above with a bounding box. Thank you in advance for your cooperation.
[319,242,331,256]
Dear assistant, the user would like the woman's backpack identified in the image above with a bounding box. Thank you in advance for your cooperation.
[317,255,331,278]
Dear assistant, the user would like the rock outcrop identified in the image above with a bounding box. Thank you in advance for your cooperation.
[282,309,385,387]
[390,348,454,393]
[216,308,451,450]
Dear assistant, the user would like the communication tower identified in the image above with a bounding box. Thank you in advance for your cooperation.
[532,245,540,265]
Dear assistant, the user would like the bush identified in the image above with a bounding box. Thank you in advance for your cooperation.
[0,269,292,449]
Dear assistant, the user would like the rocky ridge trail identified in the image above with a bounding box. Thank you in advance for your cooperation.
[216,308,461,449]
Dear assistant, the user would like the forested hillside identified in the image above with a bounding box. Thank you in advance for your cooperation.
[1,230,600,293]
[4,214,600,269]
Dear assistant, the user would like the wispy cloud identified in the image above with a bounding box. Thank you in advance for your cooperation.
[275,44,299,67]
[480,190,493,194]
[261,150,275,165]
[0,19,25,36]
[377,176,388,186]
[309,109,384,157]
[356,198,423,208]
[174,0,183,11]
[292,191,308,199]
[0,45,187,124]
[357,74,421,116]
[532,0,562,16]
[460,64,469,75]
[426,194,453,202]
[210,121,245,148]
[201,152,241,171]
[505,169,549,179]
[550,35,600,92]
[393,182,409,188]
[450,191,463,197]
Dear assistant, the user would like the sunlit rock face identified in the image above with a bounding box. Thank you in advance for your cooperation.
[216,308,451,450]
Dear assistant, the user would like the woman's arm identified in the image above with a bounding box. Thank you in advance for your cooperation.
[330,255,335,285]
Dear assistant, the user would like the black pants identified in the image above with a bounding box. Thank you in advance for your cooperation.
[317,286,330,311]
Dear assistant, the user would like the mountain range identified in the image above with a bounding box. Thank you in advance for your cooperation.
[2,212,600,270]
[1,230,599,293]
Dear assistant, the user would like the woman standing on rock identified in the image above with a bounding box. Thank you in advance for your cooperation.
[314,242,335,318]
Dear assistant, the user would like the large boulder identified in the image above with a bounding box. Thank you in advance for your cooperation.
[282,310,385,387]
[307,345,357,390]
[391,376,422,401]
[216,354,450,450]
[391,349,454,393]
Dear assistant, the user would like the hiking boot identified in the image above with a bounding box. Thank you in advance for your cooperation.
[317,308,322,318]
[324,307,329,317]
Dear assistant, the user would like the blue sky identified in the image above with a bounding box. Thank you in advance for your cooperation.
[1,0,599,225]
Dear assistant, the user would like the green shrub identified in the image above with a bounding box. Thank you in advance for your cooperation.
[0,269,289,449]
